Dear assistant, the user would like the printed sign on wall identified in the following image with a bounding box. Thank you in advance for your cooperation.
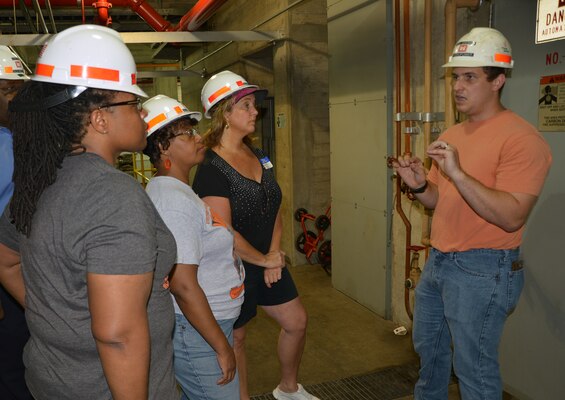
[538,74,565,131]
[537,0,565,43]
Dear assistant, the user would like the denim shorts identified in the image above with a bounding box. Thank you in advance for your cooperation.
[173,314,239,400]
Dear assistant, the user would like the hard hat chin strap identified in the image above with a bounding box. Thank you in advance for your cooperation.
[9,85,87,112]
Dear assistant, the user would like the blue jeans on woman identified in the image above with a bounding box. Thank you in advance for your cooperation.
[413,248,524,400]
[173,314,239,400]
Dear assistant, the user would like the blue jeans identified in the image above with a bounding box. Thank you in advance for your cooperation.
[413,248,524,400]
[173,314,239,400]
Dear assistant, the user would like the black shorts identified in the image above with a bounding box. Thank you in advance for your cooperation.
[234,263,299,329]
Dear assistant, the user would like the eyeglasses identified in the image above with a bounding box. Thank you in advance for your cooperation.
[172,128,199,138]
[99,98,143,111]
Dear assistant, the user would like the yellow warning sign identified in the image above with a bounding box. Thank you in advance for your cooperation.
[538,74,565,131]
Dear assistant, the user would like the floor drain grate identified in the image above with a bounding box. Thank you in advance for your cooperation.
[251,364,419,400]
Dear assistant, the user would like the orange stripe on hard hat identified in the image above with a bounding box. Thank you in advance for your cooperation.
[147,113,167,130]
[36,63,55,77]
[208,86,231,104]
[174,106,183,114]
[70,65,120,82]
[4,66,13,73]
[494,53,512,64]
[208,81,248,104]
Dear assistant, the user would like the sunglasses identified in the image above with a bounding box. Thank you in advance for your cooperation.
[99,98,143,111]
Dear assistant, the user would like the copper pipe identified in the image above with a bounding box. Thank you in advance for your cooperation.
[394,0,413,320]
[421,0,433,247]
[444,0,480,127]
[424,0,432,154]
[402,0,411,156]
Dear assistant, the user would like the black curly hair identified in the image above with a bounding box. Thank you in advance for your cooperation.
[143,116,199,166]
[9,81,116,236]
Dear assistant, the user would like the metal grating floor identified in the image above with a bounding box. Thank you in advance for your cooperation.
[250,364,420,400]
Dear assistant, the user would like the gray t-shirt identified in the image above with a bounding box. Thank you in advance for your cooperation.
[146,176,244,320]
[0,153,179,400]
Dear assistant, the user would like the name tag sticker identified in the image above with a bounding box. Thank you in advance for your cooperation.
[260,156,273,169]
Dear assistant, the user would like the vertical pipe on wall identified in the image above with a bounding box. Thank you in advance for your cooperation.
[421,0,433,247]
[444,0,457,127]
[402,0,411,155]
[394,0,413,320]
[444,0,480,127]
[423,0,432,151]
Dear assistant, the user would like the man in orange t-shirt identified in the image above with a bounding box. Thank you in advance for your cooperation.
[393,28,552,400]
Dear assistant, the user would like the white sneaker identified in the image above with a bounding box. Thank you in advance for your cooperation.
[272,384,320,400]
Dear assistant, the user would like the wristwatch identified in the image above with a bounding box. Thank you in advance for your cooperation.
[410,181,428,194]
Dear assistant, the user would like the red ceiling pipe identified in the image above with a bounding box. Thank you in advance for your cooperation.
[174,0,229,32]
[0,0,172,31]
[0,0,77,5]
[93,1,112,26]
[0,0,226,33]
[124,0,229,32]
[125,0,172,32]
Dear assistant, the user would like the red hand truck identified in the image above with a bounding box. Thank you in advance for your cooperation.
[294,206,331,275]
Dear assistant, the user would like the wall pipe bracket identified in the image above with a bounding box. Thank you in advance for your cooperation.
[395,112,445,122]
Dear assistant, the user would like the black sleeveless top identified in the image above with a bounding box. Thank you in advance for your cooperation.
[192,147,282,264]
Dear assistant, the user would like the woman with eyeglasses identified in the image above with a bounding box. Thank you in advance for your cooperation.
[0,26,179,400]
[192,71,318,400]
[142,95,244,400]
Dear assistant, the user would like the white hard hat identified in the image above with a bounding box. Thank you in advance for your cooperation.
[32,24,146,97]
[201,70,267,118]
[0,46,29,80]
[443,27,514,69]
[143,94,202,137]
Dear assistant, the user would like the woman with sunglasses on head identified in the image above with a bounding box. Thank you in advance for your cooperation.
[193,71,319,400]
[0,26,179,400]
[143,95,244,400]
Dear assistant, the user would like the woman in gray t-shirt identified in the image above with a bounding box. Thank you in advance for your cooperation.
[0,26,179,400]
[143,95,244,400]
